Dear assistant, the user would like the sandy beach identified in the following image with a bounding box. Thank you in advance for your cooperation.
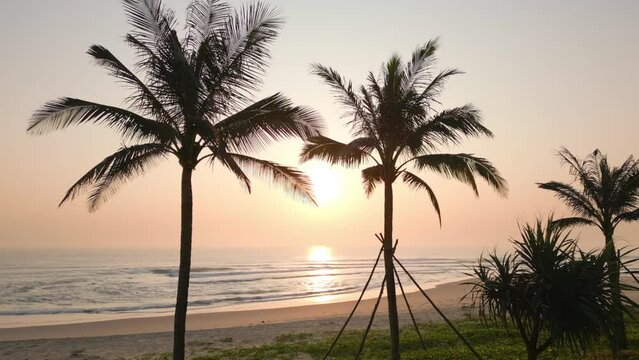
[0,280,474,360]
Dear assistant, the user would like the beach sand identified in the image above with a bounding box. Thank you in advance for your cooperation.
[0,280,474,360]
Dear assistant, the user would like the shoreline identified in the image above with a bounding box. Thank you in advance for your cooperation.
[0,279,473,343]
[2,279,638,360]
[0,274,470,330]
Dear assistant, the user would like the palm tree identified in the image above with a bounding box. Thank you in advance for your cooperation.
[466,218,634,360]
[538,148,639,354]
[301,39,507,359]
[27,1,322,359]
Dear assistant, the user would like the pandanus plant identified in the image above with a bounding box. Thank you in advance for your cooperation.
[538,148,639,354]
[466,218,638,360]
[27,1,322,359]
[301,39,507,359]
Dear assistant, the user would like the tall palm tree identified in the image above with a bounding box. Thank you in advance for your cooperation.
[538,148,639,354]
[27,1,322,359]
[301,39,507,359]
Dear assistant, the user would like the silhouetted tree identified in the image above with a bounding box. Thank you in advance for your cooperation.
[27,1,322,359]
[538,148,639,354]
[467,218,636,360]
[301,39,507,359]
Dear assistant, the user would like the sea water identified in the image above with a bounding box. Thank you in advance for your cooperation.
[0,248,475,327]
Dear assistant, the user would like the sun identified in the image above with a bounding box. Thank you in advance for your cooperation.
[307,246,333,262]
[306,165,341,205]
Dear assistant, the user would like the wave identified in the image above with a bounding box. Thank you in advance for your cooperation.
[0,255,476,319]
[190,270,366,285]
[0,302,176,316]
[211,285,361,304]
[149,261,472,279]
[0,285,361,316]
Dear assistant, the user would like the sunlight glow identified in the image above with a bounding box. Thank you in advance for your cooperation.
[307,166,341,205]
[307,245,333,262]
[306,266,337,303]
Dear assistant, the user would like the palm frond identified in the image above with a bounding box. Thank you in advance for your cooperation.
[87,45,173,123]
[311,63,367,125]
[124,34,184,113]
[382,54,404,98]
[212,93,323,153]
[411,153,508,196]
[418,68,463,103]
[212,148,251,192]
[362,165,384,197]
[359,85,379,123]
[406,104,492,154]
[537,181,601,223]
[228,153,315,205]
[59,143,168,210]
[614,208,639,227]
[557,148,602,204]
[219,1,283,101]
[557,147,584,175]
[403,38,439,90]
[125,33,163,73]
[366,71,384,106]
[28,98,177,142]
[552,217,600,230]
[122,0,176,47]
[401,171,441,225]
[611,156,639,214]
[184,0,230,50]
[300,136,374,168]
[347,137,378,154]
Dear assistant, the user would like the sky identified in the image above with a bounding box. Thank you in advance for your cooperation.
[0,0,637,258]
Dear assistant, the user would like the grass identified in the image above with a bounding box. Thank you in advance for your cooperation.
[136,319,639,360]
[141,317,639,360]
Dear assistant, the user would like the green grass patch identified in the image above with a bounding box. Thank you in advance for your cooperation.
[275,332,314,344]
[192,317,639,360]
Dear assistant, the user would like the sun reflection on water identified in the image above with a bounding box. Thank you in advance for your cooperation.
[306,246,338,303]
[307,268,336,303]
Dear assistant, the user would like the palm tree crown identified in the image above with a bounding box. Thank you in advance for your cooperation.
[301,39,507,222]
[538,148,639,233]
[28,0,322,209]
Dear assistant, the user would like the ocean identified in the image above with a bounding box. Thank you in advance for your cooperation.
[0,248,475,328]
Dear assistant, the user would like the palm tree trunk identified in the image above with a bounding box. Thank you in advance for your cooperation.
[606,231,627,356]
[173,166,193,360]
[383,179,401,359]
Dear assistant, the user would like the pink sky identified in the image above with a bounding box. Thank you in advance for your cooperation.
[0,1,637,257]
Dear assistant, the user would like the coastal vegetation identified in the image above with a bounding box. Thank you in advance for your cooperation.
[138,317,639,360]
[301,39,508,359]
[538,148,639,355]
[27,1,322,359]
[466,218,639,360]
